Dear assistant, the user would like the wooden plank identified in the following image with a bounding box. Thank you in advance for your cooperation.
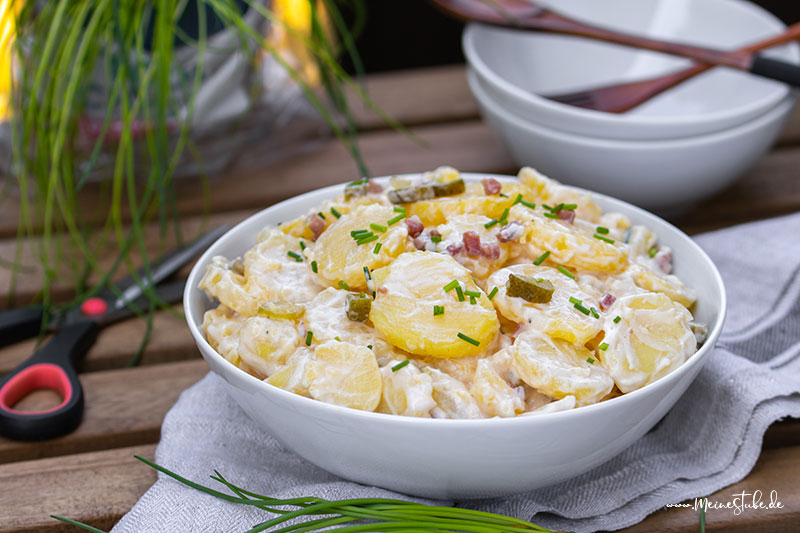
[620,445,800,532]
[0,444,156,533]
[0,360,207,464]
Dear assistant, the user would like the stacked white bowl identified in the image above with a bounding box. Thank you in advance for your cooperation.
[463,0,800,211]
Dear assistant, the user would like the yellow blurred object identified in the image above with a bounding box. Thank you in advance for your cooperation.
[270,0,333,86]
[0,0,18,120]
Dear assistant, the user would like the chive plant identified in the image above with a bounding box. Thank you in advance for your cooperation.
[6,0,399,355]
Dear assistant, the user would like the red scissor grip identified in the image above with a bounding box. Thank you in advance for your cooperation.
[0,363,73,415]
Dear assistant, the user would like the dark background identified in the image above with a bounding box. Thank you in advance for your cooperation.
[343,1,800,73]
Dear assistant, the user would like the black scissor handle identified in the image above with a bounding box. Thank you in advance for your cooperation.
[0,321,99,441]
[0,305,44,348]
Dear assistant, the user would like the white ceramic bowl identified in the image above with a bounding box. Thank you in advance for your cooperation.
[184,173,727,500]
[463,0,800,141]
[469,69,795,211]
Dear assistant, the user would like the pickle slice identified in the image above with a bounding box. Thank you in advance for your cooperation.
[346,293,372,322]
[344,183,368,201]
[432,178,465,198]
[506,274,555,304]
[258,301,305,320]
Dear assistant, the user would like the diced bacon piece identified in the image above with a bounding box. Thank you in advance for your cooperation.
[429,229,441,239]
[481,178,501,195]
[558,209,576,224]
[367,179,383,193]
[405,215,424,239]
[446,242,463,256]
[307,213,326,241]
[497,221,524,243]
[480,242,500,260]
[599,293,616,311]
[463,231,482,257]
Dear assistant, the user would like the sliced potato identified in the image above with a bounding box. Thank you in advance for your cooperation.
[303,341,382,411]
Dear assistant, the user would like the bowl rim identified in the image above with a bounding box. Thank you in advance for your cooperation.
[462,0,799,130]
[184,173,727,428]
[468,67,797,148]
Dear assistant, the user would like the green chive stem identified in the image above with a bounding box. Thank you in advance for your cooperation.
[457,332,480,347]
[533,251,551,265]
[391,359,410,372]
[557,265,575,279]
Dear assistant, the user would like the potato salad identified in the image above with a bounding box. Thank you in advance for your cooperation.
[199,167,705,418]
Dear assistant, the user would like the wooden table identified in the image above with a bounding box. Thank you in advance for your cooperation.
[1,65,798,533]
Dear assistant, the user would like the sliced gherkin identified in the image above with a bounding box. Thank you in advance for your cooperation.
[506,274,555,304]
[258,301,305,320]
[387,187,419,204]
[432,178,465,197]
[346,293,372,322]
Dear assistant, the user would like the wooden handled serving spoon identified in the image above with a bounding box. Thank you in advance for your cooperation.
[548,21,800,113]
[430,0,800,87]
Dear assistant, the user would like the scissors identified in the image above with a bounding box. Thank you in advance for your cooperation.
[0,225,229,441]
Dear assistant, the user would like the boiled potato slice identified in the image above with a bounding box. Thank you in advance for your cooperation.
[470,358,525,417]
[377,360,436,417]
[244,228,323,304]
[202,305,244,365]
[487,264,602,345]
[369,251,500,358]
[517,167,603,222]
[307,204,416,291]
[236,316,302,378]
[303,340,382,411]
[424,367,484,419]
[600,293,696,393]
[512,329,614,406]
[630,265,696,308]
[199,256,259,317]
[266,347,312,397]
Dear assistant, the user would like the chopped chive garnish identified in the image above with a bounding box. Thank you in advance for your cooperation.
[392,359,410,372]
[387,213,406,226]
[311,260,318,273]
[569,296,582,305]
[469,295,477,305]
[573,302,591,315]
[648,246,658,258]
[335,336,341,341]
[317,212,326,220]
[614,315,622,324]
[367,344,373,350]
[370,223,388,233]
[363,266,372,280]
[305,331,313,346]
[287,251,303,262]
[557,265,575,279]
[593,233,615,244]
[512,193,523,206]
[543,212,559,219]
[596,226,610,235]
[488,287,499,300]
[551,203,565,212]
[484,219,499,229]
[431,235,442,243]
[299,241,306,250]
[331,207,342,219]
[337,280,350,291]
[590,307,600,319]
[351,229,370,237]
[455,286,465,302]
[499,208,510,223]
[373,242,382,254]
[499,192,509,198]
[433,305,444,316]
[443,280,460,292]
[356,234,379,245]
[457,332,480,347]
[542,204,553,211]
[520,199,536,209]
[464,290,481,298]
[561,203,577,211]
[599,342,609,351]
[533,251,551,265]
[393,206,406,213]
[587,357,595,364]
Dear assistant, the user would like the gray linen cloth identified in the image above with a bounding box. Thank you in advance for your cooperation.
[113,212,800,533]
